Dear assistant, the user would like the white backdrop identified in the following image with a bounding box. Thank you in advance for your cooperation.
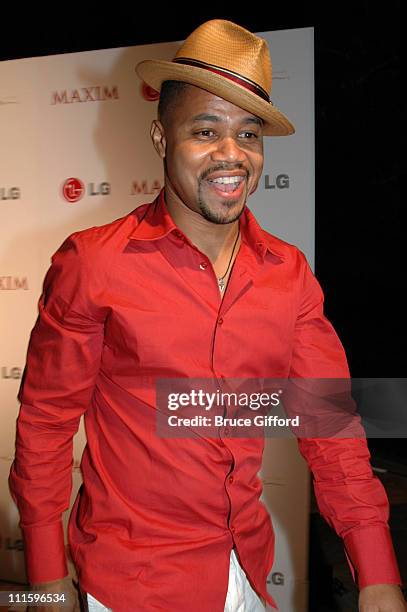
[0,26,314,611]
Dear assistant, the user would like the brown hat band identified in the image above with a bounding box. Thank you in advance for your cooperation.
[173,57,272,104]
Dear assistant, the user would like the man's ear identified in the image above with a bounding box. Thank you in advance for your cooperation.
[150,120,167,159]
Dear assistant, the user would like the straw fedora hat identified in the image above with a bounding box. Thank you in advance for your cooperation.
[135,19,295,137]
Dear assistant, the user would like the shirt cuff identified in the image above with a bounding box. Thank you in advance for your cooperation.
[343,525,402,589]
[22,522,68,584]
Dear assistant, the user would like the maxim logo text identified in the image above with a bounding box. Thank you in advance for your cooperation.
[51,86,119,105]
[0,277,28,290]
[131,180,162,196]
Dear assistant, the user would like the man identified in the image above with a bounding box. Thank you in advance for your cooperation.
[9,19,406,612]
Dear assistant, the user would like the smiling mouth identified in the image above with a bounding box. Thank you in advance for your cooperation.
[206,176,246,194]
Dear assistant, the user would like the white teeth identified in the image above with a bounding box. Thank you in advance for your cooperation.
[210,176,244,184]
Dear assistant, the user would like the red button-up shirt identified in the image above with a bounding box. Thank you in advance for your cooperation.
[9,188,401,611]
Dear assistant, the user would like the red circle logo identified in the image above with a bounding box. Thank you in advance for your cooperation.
[141,82,160,101]
[62,178,85,203]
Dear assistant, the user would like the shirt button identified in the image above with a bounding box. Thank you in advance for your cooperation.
[231,526,236,533]
[224,427,230,436]
[217,317,224,325]
[199,261,208,270]
[229,476,234,484]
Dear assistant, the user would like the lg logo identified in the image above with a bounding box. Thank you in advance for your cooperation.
[0,534,24,551]
[2,367,22,379]
[264,174,290,190]
[62,178,111,203]
[267,572,285,586]
[62,178,85,203]
[1,187,20,200]
[141,82,160,102]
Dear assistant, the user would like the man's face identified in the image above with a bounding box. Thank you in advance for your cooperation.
[152,84,264,225]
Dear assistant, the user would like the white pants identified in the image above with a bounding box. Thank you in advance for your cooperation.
[86,548,266,611]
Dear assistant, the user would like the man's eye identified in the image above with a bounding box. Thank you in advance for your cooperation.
[194,130,258,139]
[195,130,214,137]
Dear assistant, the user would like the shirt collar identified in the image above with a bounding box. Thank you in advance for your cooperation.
[127,188,285,262]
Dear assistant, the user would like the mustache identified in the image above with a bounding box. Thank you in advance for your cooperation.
[200,164,248,181]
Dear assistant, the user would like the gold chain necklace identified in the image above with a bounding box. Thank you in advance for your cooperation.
[217,227,240,293]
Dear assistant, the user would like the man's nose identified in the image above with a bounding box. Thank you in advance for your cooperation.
[211,136,246,164]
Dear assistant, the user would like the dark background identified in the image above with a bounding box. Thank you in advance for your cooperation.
[1,3,405,449]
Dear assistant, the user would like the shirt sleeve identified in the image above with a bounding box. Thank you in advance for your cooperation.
[289,250,402,589]
[9,232,107,584]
